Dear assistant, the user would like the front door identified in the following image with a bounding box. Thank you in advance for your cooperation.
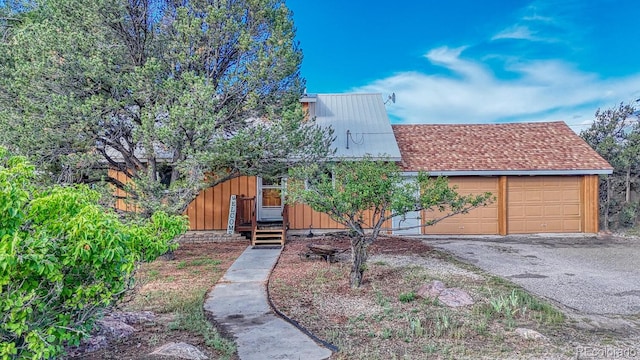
[257,177,284,222]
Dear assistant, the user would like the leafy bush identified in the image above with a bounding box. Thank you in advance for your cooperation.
[0,148,188,359]
[398,292,417,303]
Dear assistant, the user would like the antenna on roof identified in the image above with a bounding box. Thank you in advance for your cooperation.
[384,92,396,105]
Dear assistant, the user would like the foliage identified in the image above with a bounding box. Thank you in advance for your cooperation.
[0,148,188,359]
[287,157,493,287]
[581,102,640,229]
[0,0,333,216]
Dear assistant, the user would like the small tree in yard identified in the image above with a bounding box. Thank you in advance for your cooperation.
[287,158,493,288]
[0,148,188,359]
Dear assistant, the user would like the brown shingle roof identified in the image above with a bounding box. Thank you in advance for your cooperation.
[392,121,613,173]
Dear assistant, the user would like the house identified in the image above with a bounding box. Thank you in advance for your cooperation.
[183,93,613,242]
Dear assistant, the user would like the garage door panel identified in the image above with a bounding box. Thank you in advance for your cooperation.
[563,204,580,216]
[425,177,499,235]
[509,206,525,217]
[564,219,581,230]
[544,205,562,216]
[542,190,562,201]
[508,176,581,233]
[525,205,544,217]
[563,192,580,202]
[526,191,543,201]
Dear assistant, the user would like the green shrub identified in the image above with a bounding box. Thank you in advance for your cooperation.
[398,292,417,303]
[0,148,188,359]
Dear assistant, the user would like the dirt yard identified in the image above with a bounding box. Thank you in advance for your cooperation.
[269,233,639,359]
[66,241,247,360]
[66,234,640,359]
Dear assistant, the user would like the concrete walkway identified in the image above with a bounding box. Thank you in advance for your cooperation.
[204,246,332,360]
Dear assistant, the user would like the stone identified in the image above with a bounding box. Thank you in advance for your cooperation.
[104,311,155,324]
[437,288,475,307]
[79,335,108,353]
[515,327,546,340]
[416,280,446,299]
[96,319,136,339]
[149,342,209,360]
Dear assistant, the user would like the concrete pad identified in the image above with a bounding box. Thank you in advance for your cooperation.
[205,246,332,360]
[424,236,640,332]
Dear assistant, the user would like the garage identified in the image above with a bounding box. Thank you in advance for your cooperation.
[507,176,581,233]
[423,177,499,235]
[392,122,613,235]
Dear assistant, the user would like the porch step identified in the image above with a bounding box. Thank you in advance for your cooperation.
[252,229,285,247]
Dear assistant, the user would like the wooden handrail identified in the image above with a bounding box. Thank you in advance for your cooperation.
[251,198,257,238]
[282,203,289,231]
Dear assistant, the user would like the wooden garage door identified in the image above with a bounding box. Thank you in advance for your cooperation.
[507,176,581,233]
[424,177,499,235]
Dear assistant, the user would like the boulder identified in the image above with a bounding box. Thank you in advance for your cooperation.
[515,327,546,340]
[437,288,474,307]
[150,342,209,360]
[96,319,136,339]
[416,280,446,299]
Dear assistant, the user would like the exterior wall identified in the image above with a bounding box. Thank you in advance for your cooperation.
[108,169,137,212]
[288,203,345,230]
[186,176,257,231]
[186,176,391,232]
[113,170,601,234]
[581,175,600,233]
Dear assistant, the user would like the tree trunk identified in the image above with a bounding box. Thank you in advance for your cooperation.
[350,236,368,288]
[626,166,631,203]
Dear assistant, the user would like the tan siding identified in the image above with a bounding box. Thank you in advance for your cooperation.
[498,176,508,235]
[507,176,581,233]
[108,169,137,212]
[186,176,257,230]
[204,187,213,230]
[581,175,599,233]
[288,203,345,230]
[423,177,500,235]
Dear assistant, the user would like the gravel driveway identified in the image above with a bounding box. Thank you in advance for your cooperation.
[423,234,640,332]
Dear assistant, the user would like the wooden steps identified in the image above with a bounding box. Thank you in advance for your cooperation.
[252,228,285,246]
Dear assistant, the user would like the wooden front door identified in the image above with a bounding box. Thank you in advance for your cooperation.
[257,177,284,221]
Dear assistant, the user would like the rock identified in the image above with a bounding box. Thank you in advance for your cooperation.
[437,288,474,307]
[416,280,446,299]
[515,327,546,340]
[104,311,156,324]
[96,319,137,339]
[79,335,108,354]
[150,342,208,360]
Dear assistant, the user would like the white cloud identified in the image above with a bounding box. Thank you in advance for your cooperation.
[492,25,535,41]
[352,46,640,130]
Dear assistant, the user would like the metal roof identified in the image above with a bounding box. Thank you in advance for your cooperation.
[308,93,402,160]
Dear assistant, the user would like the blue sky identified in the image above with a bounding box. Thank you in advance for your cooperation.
[288,0,640,130]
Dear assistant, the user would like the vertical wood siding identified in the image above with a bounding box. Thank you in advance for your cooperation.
[498,176,508,235]
[108,169,137,212]
[112,171,602,234]
[581,175,600,233]
[186,176,257,230]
